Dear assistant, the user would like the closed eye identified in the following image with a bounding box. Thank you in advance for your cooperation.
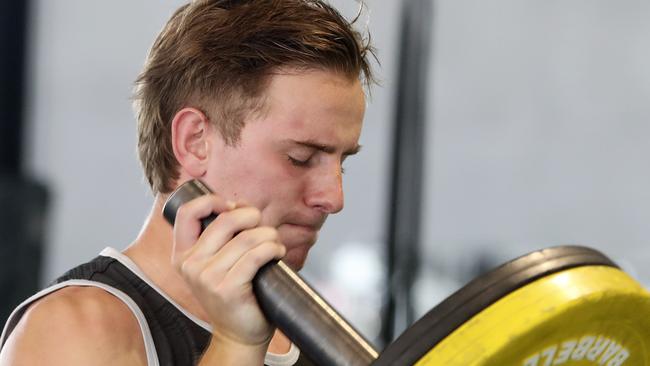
[288,150,353,174]
[288,155,311,167]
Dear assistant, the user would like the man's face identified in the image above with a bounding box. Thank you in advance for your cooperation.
[204,70,366,270]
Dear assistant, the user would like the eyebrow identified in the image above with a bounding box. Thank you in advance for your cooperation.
[289,139,362,156]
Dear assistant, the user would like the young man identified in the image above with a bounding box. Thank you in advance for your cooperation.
[0,0,374,365]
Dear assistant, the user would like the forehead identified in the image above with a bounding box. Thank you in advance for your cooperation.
[262,68,365,109]
[249,69,366,145]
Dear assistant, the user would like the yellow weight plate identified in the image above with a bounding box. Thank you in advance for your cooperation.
[415,266,650,366]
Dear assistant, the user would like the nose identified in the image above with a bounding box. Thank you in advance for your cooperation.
[304,163,344,214]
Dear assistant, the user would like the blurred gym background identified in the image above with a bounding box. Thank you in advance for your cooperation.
[1,0,649,349]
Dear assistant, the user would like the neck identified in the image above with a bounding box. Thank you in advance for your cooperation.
[124,196,210,320]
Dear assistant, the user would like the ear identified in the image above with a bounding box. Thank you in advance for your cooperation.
[171,107,213,178]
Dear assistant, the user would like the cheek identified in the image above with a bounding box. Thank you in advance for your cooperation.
[263,170,306,206]
[206,153,264,202]
[241,157,307,211]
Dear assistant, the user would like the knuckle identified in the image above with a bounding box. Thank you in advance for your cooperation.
[238,226,278,245]
[270,243,285,259]
[208,193,221,203]
[235,230,255,247]
[245,249,266,269]
[176,203,191,220]
[251,252,267,268]
[179,258,192,275]
[214,210,233,226]
[213,207,262,231]
[244,207,262,223]
[179,256,199,280]
[259,226,279,241]
[275,242,286,256]
[197,268,214,288]
[252,242,278,266]
[208,278,230,296]
[199,273,229,301]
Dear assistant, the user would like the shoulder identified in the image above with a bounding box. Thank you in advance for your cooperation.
[0,285,147,365]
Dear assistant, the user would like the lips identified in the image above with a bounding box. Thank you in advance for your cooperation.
[282,223,319,235]
[278,220,323,245]
[278,224,320,270]
[283,215,326,232]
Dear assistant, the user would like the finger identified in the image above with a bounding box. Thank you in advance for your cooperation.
[198,227,279,281]
[189,207,264,259]
[223,241,286,288]
[172,194,235,266]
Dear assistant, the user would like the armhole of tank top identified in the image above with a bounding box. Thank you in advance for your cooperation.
[99,247,303,365]
[265,342,301,366]
[99,247,214,331]
[0,279,160,366]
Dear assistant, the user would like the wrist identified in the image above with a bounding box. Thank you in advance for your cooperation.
[200,331,271,365]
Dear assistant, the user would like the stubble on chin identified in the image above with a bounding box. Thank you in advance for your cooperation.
[280,243,313,271]
[275,221,321,270]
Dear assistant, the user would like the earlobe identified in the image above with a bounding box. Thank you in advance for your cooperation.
[171,107,212,178]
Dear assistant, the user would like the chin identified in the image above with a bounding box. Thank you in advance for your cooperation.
[278,225,318,270]
[282,245,312,271]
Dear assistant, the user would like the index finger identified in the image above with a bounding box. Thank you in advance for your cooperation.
[171,194,236,262]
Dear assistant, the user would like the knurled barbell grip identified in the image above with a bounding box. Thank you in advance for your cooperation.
[163,179,379,366]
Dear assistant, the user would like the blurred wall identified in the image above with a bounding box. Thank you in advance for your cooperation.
[417,0,650,315]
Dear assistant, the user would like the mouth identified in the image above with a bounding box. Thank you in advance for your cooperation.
[275,216,326,269]
[284,222,319,232]
[280,223,320,247]
[277,224,320,270]
[282,214,326,232]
